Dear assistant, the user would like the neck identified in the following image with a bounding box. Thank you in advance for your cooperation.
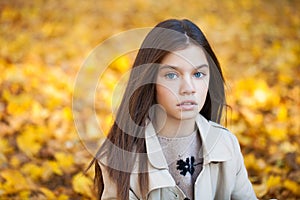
[154,115,197,138]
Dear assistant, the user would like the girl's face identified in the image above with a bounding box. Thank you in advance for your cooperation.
[156,45,209,121]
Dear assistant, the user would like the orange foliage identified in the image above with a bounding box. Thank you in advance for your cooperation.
[0,0,299,199]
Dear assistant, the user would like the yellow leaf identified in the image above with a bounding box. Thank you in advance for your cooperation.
[102,71,118,92]
[253,182,267,198]
[31,101,50,123]
[277,105,288,121]
[235,79,280,109]
[17,131,42,157]
[16,125,48,157]
[40,187,57,199]
[72,172,93,198]
[19,190,31,200]
[6,93,32,116]
[283,180,300,195]
[10,155,21,168]
[41,22,55,37]
[58,194,69,200]
[266,175,281,190]
[0,169,30,193]
[54,152,74,171]
[21,163,44,181]
[46,161,63,176]
[111,55,131,73]
[266,123,287,142]
[102,114,114,136]
[1,7,19,21]
[41,162,53,180]
[279,141,297,153]
[0,153,7,167]
[0,138,13,154]
[43,85,65,109]
[278,73,293,84]
[62,107,73,121]
[244,153,266,173]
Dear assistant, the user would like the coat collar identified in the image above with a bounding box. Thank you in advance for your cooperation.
[145,114,233,170]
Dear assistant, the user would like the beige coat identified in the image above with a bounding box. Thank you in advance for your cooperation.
[99,114,257,200]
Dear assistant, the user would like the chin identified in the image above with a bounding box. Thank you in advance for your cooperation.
[177,111,198,120]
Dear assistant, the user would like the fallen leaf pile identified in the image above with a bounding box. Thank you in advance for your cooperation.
[0,0,299,199]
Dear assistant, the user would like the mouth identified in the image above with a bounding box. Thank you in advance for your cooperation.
[176,100,198,111]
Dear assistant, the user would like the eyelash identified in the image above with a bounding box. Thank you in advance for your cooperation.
[164,72,205,80]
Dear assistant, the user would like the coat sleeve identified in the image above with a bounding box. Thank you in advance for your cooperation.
[231,138,258,200]
[98,162,118,200]
[98,162,140,200]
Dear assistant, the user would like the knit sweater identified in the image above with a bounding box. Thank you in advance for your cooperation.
[158,130,203,200]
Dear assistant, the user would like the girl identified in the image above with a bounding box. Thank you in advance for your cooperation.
[92,19,257,200]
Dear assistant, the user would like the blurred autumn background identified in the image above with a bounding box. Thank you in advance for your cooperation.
[0,0,299,199]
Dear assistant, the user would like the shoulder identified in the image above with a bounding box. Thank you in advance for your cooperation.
[209,121,239,144]
[208,120,229,132]
[207,120,242,157]
[196,114,241,155]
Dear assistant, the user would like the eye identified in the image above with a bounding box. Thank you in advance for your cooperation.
[165,72,178,80]
[194,72,204,78]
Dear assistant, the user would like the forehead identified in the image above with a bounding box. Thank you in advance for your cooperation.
[160,45,208,68]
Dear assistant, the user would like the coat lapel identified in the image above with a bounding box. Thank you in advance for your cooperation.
[145,121,169,170]
[196,114,232,164]
[143,114,233,198]
[143,122,176,196]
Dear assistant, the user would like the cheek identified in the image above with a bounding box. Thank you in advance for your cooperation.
[195,80,209,107]
[196,80,209,94]
[156,84,178,102]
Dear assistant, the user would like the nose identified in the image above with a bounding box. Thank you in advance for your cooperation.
[180,76,196,95]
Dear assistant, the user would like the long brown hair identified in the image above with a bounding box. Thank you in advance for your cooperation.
[92,19,225,200]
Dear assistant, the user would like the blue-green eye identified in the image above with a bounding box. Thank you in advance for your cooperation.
[194,72,204,78]
[165,73,178,80]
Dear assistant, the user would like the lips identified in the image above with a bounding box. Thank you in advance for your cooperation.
[176,100,198,111]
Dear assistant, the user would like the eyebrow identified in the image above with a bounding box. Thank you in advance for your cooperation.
[159,64,209,71]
